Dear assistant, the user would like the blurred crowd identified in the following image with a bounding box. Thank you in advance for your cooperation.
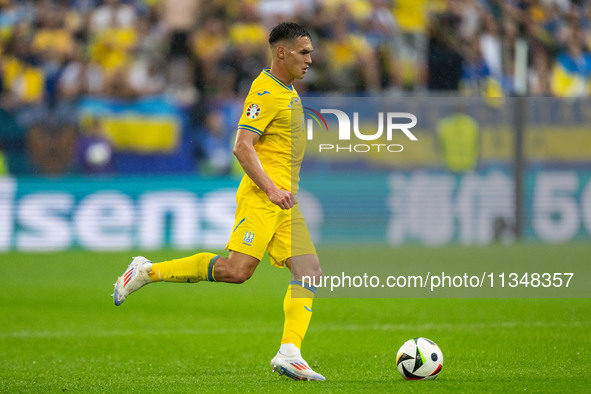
[1,0,591,176]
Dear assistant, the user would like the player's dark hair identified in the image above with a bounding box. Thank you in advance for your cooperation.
[268,22,311,46]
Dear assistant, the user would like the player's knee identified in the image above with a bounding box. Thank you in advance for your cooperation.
[310,259,323,278]
[301,266,322,285]
[291,255,323,283]
[308,266,322,279]
[231,268,254,284]
[312,272,323,284]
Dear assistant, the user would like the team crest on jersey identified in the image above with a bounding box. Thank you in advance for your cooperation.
[246,104,261,119]
[243,231,255,246]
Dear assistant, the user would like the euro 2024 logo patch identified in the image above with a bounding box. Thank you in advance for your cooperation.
[246,103,261,119]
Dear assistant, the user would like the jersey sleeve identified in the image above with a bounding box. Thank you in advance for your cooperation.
[237,88,279,136]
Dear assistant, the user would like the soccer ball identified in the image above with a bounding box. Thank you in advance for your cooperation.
[396,337,443,380]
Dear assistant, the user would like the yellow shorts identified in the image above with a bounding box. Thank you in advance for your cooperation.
[225,182,316,267]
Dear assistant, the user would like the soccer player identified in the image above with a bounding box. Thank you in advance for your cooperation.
[112,22,324,382]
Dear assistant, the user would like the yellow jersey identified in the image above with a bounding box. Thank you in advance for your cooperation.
[237,68,305,195]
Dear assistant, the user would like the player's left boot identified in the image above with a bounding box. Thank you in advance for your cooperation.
[270,351,325,381]
[112,256,152,306]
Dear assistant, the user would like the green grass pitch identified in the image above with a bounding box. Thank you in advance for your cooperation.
[2,244,590,392]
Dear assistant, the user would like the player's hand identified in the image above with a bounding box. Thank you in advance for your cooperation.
[267,188,297,210]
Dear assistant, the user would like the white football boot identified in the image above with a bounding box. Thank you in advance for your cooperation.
[270,351,325,381]
[112,256,152,306]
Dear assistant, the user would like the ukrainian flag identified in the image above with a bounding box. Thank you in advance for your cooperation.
[551,52,591,97]
[78,97,181,154]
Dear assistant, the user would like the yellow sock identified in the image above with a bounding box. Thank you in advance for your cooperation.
[148,253,219,283]
[281,280,316,348]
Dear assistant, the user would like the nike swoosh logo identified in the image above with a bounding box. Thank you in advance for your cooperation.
[257,91,270,96]
[304,306,312,312]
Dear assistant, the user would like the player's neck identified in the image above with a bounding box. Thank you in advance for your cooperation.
[269,64,293,87]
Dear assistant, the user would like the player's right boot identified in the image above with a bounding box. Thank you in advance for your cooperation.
[270,352,326,381]
[112,256,152,306]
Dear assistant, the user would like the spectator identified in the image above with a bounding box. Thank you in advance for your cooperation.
[89,0,136,33]
[222,2,268,95]
[58,50,105,101]
[322,4,379,92]
[161,0,199,58]
[551,25,591,96]
[31,4,75,63]
[427,0,465,91]
[362,0,400,90]
[87,0,139,96]
[133,11,168,61]
[257,0,315,29]
[125,12,168,98]
[127,56,166,98]
[191,17,229,95]
[392,0,431,90]
[2,26,45,107]
[460,36,502,97]
[479,12,503,81]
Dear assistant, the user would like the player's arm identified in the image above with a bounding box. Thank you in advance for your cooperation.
[233,130,296,210]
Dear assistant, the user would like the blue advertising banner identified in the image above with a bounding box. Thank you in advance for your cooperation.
[1,170,590,252]
[0,176,239,252]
